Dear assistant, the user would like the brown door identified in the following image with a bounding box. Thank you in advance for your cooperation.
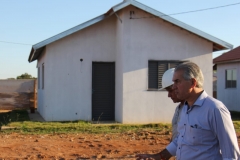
[92,62,115,121]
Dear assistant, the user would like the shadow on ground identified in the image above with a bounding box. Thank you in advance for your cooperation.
[231,111,240,121]
[0,110,30,126]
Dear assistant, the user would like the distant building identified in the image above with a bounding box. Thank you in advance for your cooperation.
[213,46,240,112]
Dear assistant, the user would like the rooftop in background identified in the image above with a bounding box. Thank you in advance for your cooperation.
[213,46,240,64]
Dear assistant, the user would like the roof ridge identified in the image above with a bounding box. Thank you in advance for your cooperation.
[28,0,233,62]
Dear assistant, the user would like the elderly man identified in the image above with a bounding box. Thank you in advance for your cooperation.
[136,68,184,160]
[159,62,240,160]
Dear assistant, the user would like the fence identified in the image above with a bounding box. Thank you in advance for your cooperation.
[0,79,37,112]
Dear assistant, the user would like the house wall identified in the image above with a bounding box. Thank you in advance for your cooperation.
[37,16,117,121]
[37,49,47,118]
[217,62,240,111]
[118,6,213,123]
[37,5,213,123]
[115,11,124,122]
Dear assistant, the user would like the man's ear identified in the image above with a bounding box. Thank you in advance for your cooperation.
[191,78,197,88]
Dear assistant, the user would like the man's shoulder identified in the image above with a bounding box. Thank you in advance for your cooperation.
[205,95,221,103]
[204,95,227,110]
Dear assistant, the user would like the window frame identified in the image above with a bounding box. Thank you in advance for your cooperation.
[148,60,184,91]
[225,69,237,88]
[38,67,40,89]
[42,63,44,89]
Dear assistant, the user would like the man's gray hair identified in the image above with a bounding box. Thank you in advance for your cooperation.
[175,62,204,88]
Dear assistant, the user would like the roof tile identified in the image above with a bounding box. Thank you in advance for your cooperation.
[213,46,240,63]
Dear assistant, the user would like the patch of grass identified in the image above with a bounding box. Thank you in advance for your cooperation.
[6,120,172,134]
[233,121,240,132]
[230,111,240,132]
[2,109,240,134]
[0,109,172,134]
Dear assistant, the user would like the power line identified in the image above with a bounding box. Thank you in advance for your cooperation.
[0,40,32,46]
[131,2,240,19]
[1,2,240,45]
[169,2,240,16]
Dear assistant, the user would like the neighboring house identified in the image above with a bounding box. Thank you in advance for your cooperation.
[28,0,232,123]
[213,46,240,112]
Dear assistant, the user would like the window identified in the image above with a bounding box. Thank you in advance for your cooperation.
[38,67,40,89]
[148,61,182,90]
[42,63,44,89]
[226,69,237,88]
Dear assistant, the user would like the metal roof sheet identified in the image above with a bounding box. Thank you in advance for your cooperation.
[28,0,233,62]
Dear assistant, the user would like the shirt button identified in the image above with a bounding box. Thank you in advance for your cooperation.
[182,136,183,137]
[179,147,180,149]
[184,124,186,125]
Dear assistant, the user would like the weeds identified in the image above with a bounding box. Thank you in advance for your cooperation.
[1,109,240,134]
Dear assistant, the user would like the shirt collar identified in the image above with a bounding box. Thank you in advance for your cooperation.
[184,90,208,107]
[192,90,208,107]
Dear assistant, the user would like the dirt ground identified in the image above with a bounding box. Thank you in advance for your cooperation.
[0,131,171,160]
[0,132,240,160]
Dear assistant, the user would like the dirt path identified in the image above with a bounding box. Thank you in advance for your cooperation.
[0,132,239,159]
[0,131,170,159]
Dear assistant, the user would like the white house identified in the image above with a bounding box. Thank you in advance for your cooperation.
[213,46,240,112]
[28,0,232,123]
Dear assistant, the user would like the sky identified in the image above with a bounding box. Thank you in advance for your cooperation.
[0,0,240,79]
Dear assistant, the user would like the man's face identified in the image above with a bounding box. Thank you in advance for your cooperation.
[165,86,181,103]
[172,70,193,100]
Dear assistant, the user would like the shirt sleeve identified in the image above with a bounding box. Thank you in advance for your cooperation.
[166,136,178,156]
[212,104,240,159]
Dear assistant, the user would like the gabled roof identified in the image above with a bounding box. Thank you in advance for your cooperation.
[213,46,240,64]
[28,0,233,62]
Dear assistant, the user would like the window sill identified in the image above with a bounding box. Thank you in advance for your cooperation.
[225,88,237,89]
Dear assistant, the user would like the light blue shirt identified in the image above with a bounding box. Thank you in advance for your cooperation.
[166,91,240,160]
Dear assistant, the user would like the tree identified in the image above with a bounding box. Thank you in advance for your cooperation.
[16,73,35,79]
